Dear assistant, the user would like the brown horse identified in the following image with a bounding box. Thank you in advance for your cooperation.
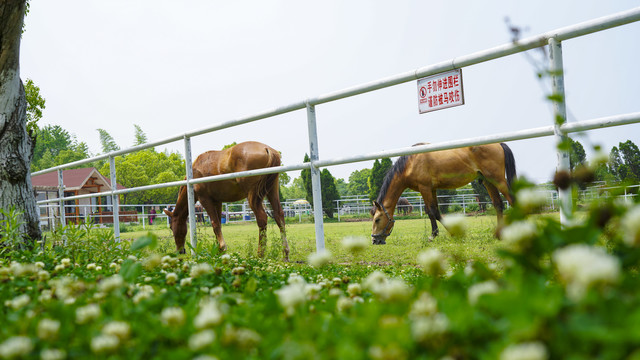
[371,143,516,244]
[396,197,413,215]
[163,141,289,260]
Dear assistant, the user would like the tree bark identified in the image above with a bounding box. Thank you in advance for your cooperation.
[0,0,42,248]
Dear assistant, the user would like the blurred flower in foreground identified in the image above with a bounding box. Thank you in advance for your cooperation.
[342,236,369,253]
[441,214,467,238]
[275,283,306,316]
[516,188,547,212]
[500,341,548,360]
[189,330,216,351]
[0,336,33,359]
[468,280,500,306]
[621,205,640,247]
[76,303,101,324]
[308,249,333,268]
[417,249,449,276]
[501,221,538,251]
[161,307,185,327]
[553,244,620,301]
[190,263,213,278]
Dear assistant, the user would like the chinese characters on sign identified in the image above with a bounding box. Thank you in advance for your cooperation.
[417,69,464,114]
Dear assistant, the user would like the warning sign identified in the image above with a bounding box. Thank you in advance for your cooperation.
[418,69,464,114]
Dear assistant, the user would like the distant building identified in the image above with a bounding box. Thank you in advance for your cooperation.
[31,167,126,228]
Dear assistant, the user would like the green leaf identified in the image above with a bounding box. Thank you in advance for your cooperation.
[131,233,158,251]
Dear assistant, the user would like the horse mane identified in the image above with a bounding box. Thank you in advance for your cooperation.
[376,155,409,204]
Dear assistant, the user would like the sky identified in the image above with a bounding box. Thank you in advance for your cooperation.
[20,1,640,185]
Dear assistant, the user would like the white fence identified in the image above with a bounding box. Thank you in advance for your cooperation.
[32,7,640,253]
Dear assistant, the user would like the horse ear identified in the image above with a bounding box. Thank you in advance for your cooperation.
[373,201,382,210]
[163,209,173,217]
[370,201,381,217]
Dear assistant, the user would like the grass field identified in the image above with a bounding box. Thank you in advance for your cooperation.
[120,213,557,266]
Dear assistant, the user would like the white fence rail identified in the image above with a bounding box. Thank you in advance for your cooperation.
[32,7,640,253]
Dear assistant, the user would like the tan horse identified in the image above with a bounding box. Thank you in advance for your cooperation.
[371,143,516,244]
[164,141,289,260]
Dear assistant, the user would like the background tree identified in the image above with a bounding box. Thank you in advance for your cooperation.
[369,158,392,202]
[335,178,347,197]
[0,0,41,247]
[281,176,306,200]
[470,180,490,211]
[347,168,371,196]
[301,154,341,218]
[569,138,586,171]
[31,125,90,171]
[97,128,120,153]
[133,124,147,146]
[618,140,640,182]
[24,78,44,136]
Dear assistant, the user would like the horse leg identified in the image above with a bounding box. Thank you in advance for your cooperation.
[248,194,268,258]
[199,198,227,252]
[483,181,506,238]
[420,187,441,239]
[266,184,289,261]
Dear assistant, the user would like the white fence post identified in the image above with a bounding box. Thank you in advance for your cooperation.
[549,37,573,225]
[306,102,326,252]
[184,136,198,253]
[57,169,66,229]
[109,155,120,242]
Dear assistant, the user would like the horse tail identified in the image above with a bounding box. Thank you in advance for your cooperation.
[500,143,517,189]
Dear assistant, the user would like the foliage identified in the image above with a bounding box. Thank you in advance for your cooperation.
[133,125,148,146]
[369,158,392,202]
[335,178,347,197]
[99,150,185,205]
[281,176,306,200]
[609,140,640,183]
[569,137,586,171]
[435,189,457,214]
[347,168,371,196]
[471,180,490,211]
[300,154,341,219]
[24,78,45,138]
[31,125,90,172]
[97,128,120,154]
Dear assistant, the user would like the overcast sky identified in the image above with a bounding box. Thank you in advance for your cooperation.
[20,1,640,185]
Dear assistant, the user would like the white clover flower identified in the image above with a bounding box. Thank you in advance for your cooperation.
[220,254,231,264]
[38,270,50,281]
[194,301,223,329]
[98,275,124,293]
[143,254,162,269]
[161,307,185,327]
[374,278,411,302]
[417,249,449,276]
[190,263,213,278]
[60,258,71,268]
[189,330,216,351]
[232,266,245,276]
[37,318,61,340]
[347,283,362,297]
[76,303,101,324]
[411,313,449,342]
[165,272,178,285]
[304,283,323,299]
[441,214,467,237]
[342,236,369,253]
[54,264,65,272]
[468,280,500,305]
[127,255,138,262]
[35,262,45,269]
[8,294,30,310]
[192,356,219,360]
[516,188,547,212]
[40,348,66,360]
[363,271,388,292]
[308,249,333,268]
[500,341,548,360]
[102,321,130,340]
[410,292,438,318]
[90,334,119,353]
[0,336,34,359]
[209,286,224,297]
[287,273,306,286]
[553,244,621,301]
[621,205,640,247]
[180,277,192,287]
[132,285,154,304]
[502,221,538,251]
[225,327,261,349]
[95,266,102,271]
[336,296,354,312]
[329,288,343,297]
[275,283,306,316]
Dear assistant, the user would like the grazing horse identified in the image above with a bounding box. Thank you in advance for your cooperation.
[371,143,516,244]
[163,141,289,260]
[396,197,413,215]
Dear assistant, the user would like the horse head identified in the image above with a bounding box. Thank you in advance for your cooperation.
[163,208,187,254]
[370,201,395,245]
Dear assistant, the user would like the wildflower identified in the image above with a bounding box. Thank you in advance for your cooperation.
[161,307,185,327]
[441,214,467,237]
[190,263,213,278]
[287,273,306,285]
[502,221,538,251]
[275,283,306,316]
[37,319,61,340]
[231,266,245,275]
[90,334,119,353]
[0,336,34,359]
[411,313,449,342]
[180,277,192,287]
[132,285,154,304]
[342,236,369,253]
[220,254,231,264]
[188,330,216,351]
[209,286,224,297]
[41,348,66,360]
[192,356,219,360]
[95,266,102,271]
[7,294,30,310]
[500,341,548,360]
[194,301,223,329]
[308,249,333,267]
[553,244,620,300]
[143,254,162,269]
[337,296,354,312]
[76,304,101,324]
[468,280,500,305]
[347,283,362,297]
[410,292,438,318]
[375,278,411,302]
[417,249,449,276]
[97,275,124,293]
[54,264,65,272]
[621,205,640,247]
[35,261,45,269]
[363,271,388,292]
[223,327,261,349]
[60,258,71,268]
[10,262,38,277]
[165,272,178,285]
[102,321,130,340]
[516,188,547,212]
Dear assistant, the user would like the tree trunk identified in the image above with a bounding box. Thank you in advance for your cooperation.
[0,0,42,248]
